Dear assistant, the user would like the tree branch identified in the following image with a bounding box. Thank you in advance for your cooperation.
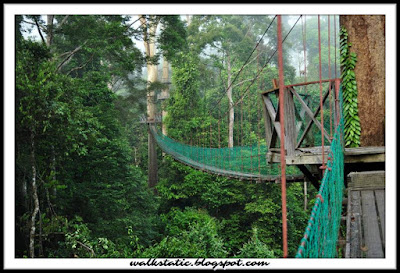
[77,241,95,257]
[22,19,36,26]
[57,15,69,29]
[238,49,264,71]
[56,42,86,72]
[66,53,94,76]
[34,17,46,44]
[231,78,254,89]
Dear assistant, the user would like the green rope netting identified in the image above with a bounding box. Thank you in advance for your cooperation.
[149,126,300,181]
[295,90,345,258]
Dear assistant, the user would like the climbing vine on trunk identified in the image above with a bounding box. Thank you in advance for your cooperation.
[340,26,361,147]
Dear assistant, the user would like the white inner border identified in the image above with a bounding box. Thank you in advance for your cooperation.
[4,3,396,269]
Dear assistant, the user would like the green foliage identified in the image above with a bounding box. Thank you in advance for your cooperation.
[235,228,276,258]
[160,207,214,237]
[52,15,144,78]
[140,208,228,258]
[244,182,309,257]
[157,154,309,256]
[15,19,158,257]
[164,51,203,141]
[49,216,121,258]
[340,26,361,147]
[158,16,188,61]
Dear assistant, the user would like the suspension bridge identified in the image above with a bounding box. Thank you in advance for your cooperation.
[143,15,385,258]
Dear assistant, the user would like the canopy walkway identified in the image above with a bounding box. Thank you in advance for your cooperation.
[146,15,354,258]
[149,89,345,258]
[149,125,304,183]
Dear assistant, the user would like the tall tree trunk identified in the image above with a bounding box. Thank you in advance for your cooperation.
[140,15,159,189]
[227,54,234,148]
[339,15,385,147]
[46,15,54,47]
[29,131,40,258]
[161,56,169,136]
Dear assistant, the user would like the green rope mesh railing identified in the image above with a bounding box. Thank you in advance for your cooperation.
[295,90,344,258]
[149,125,301,181]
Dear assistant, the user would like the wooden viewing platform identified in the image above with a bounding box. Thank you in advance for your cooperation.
[266,146,385,165]
[266,146,385,190]
[345,171,385,258]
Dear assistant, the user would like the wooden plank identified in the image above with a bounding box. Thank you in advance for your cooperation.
[262,95,282,139]
[297,146,331,154]
[274,96,281,122]
[345,188,351,258]
[345,146,385,155]
[260,87,279,96]
[267,150,329,165]
[268,148,385,165]
[286,152,330,165]
[272,78,278,88]
[285,78,339,88]
[374,189,385,249]
[261,95,274,149]
[349,190,362,258]
[284,88,296,156]
[261,95,279,150]
[344,153,385,164]
[269,128,278,151]
[361,190,384,258]
[347,171,385,189]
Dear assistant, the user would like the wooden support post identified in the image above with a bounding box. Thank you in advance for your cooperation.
[262,95,282,139]
[261,95,274,150]
[272,78,279,89]
[284,88,296,156]
[304,181,308,211]
[297,164,320,190]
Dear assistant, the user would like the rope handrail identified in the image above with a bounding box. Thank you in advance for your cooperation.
[295,89,344,258]
[148,125,303,182]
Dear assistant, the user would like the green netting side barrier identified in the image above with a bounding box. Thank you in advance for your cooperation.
[295,90,344,258]
[149,125,300,181]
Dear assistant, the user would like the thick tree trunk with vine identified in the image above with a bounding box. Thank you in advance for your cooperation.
[340,15,385,147]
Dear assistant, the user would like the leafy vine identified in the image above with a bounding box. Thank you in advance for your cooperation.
[340,26,361,147]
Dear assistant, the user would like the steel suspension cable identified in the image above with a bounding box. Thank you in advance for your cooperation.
[318,15,326,173]
[277,14,288,258]
[220,15,303,120]
[209,16,277,112]
[302,15,308,92]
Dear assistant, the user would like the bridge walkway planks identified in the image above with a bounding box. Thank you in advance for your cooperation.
[345,171,385,258]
